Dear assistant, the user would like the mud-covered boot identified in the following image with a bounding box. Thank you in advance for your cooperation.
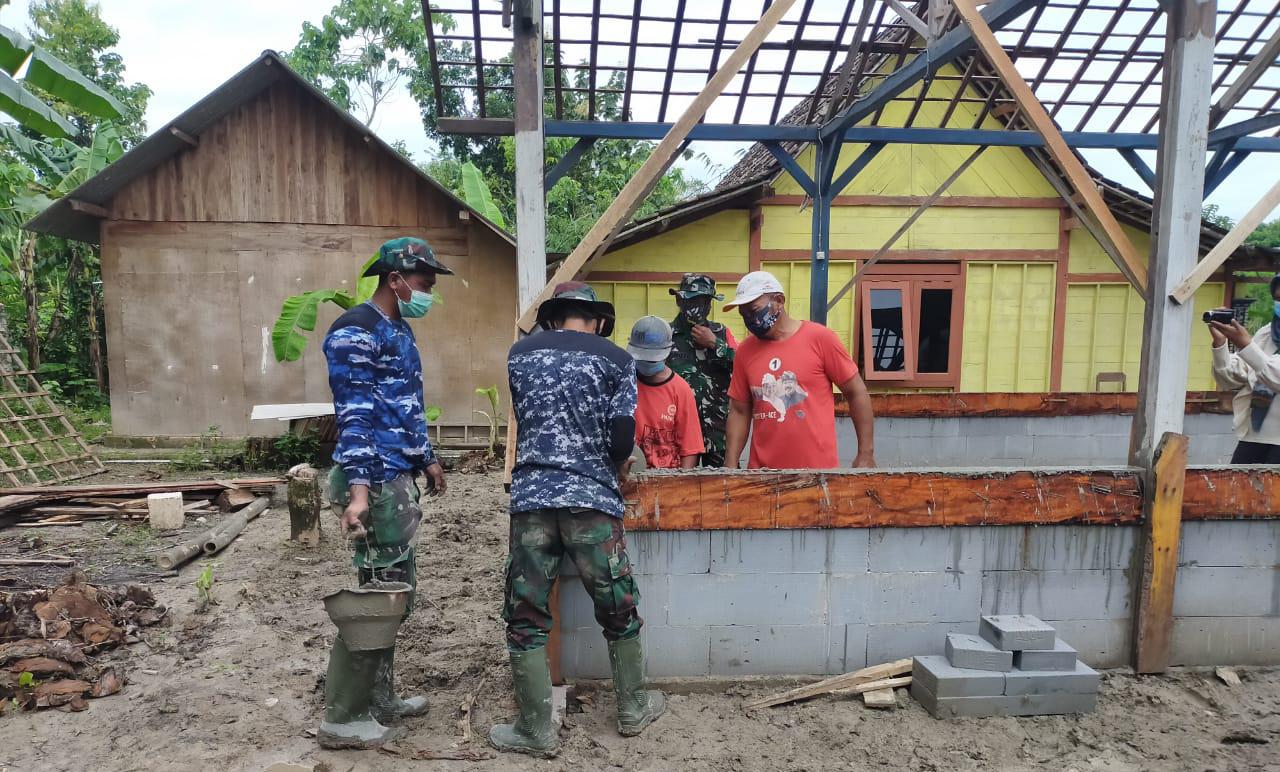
[372,646,428,723]
[608,636,666,737]
[489,648,559,758]
[317,635,406,749]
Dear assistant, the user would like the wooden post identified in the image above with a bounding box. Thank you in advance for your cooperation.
[512,0,546,313]
[1132,432,1189,673]
[1129,0,1216,468]
[515,0,800,332]
[952,0,1148,295]
[287,464,321,546]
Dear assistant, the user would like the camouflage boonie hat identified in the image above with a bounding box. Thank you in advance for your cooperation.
[536,281,616,337]
[362,237,454,277]
[670,273,724,301]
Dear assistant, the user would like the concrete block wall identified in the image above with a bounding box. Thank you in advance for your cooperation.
[836,412,1237,467]
[559,524,1145,679]
[1172,520,1280,666]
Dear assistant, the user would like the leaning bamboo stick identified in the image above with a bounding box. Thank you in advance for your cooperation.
[744,658,913,710]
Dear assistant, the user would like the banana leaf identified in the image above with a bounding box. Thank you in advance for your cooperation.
[355,252,379,304]
[53,125,123,195]
[0,26,32,76]
[460,161,506,228]
[0,69,74,138]
[24,46,126,121]
[271,289,356,362]
[0,123,59,178]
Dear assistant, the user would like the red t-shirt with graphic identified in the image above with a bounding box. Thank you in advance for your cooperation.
[728,321,858,469]
[635,372,705,469]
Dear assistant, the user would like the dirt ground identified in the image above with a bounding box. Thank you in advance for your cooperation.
[1,466,1278,772]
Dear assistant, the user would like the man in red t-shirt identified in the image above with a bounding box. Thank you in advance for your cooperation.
[627,316,704,469]
[724,271,876,469]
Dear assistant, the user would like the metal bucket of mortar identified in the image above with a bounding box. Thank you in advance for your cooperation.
[322,581,411,651]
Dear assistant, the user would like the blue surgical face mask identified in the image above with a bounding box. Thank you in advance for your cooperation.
[635,359,665,377]
[743,299,781,339]
[393,275,433,318]
[1273,299,1280,317]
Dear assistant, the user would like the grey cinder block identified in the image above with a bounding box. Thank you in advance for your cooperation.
[912,679,1097,719]
[1013,638,1078,672]
[945,633,1013,672]
[979,614,1056,651]
[1003,660,1098,696]
[912,655,1005,699]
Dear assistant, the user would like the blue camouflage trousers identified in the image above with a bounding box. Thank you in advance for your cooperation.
[503,507,643,652]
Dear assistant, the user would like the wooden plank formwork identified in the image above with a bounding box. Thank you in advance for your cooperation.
[0,329,103,487]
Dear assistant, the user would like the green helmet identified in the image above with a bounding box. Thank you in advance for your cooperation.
[362,237,454,277]
[670,273,724,301]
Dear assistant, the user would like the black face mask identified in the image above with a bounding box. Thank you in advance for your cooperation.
[682,298,711,325]
[744,300,781,339]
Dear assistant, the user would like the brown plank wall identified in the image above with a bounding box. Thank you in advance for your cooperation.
[100,80,516,437]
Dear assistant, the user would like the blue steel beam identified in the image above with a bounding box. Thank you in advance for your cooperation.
[762,141,816,196]
[544,136,597,190]
[1204,151,1251,197]
[1206,112,1280,146]
[819,0,1048,142]
[1119,148,1156,189]
[537,120,1280,152]
[832,142,887,195]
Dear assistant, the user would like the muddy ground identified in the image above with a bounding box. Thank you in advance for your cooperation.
[0,466,1277,772]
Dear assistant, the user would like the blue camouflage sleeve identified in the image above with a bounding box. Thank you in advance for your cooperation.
[323,326,383,487]
[610,358,638,419]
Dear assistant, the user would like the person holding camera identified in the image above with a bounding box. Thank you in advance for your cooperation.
[1209,273,1280,463]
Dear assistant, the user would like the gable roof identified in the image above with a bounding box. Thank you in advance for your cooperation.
[25,50,514,247]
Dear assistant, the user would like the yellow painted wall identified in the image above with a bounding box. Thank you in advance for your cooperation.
[761,205,1060,252]
[1062,282,1224,392]
[1067,223,1153,274]
[591,209,750,275]
[961,262,1056,392]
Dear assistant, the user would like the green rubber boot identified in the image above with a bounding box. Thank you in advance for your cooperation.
[489,648,559,758]
[608,636,666,737]
[372,646,429,723]
[317,636,406,750]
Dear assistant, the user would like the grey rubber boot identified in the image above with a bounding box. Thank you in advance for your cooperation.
[489,648,559,758]
[608,636,666,737]
[317,636,407,750]
[371,646,428,723]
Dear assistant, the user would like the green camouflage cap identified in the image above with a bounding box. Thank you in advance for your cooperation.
[670,273,724,300]
[362,237,454,277]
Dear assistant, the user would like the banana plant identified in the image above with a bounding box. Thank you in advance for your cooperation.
[272,253,378,362]
[459,161,505,228]
[0,25,126,139]
[472,385,501,460]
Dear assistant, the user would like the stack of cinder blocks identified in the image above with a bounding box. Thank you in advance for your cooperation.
[911,614,1099,718]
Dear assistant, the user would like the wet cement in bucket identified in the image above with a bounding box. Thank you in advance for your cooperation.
[323,581,411,651]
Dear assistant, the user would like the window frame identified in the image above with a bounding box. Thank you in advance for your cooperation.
[857,267,964,388]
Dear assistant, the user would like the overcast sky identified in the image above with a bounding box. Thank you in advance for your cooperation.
[0,0,1273,221]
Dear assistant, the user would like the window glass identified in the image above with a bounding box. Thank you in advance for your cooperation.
[917,288,953,374]
[868,287,906,372]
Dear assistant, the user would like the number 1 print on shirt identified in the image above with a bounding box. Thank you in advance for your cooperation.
[749,357,808,423]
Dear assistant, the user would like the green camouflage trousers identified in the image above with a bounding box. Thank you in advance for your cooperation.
[329,467,421,616]
[503,508,643,653]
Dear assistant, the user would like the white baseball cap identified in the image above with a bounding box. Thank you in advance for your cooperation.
[723,270,785,311]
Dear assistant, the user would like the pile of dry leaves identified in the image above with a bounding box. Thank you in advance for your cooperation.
[0,571,167,711]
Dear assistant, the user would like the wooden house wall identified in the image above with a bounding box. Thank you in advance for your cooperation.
[99,80,515,437]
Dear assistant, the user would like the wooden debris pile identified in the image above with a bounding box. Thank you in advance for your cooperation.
[0,571,167,711]
[0,477,281,529]
[744,658,913,711]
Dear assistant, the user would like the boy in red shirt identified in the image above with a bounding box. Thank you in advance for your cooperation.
[627,316,704,469]
[724,271,876,469]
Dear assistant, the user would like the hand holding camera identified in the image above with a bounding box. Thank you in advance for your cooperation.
[1205,307,1251,349]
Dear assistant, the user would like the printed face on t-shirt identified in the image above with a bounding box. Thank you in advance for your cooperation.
[748,356,809,423]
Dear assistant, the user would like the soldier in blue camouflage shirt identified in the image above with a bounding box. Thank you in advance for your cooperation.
[490,282,666,758]
[317,236,451,750]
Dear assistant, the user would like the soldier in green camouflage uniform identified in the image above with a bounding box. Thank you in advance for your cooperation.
[328,468,421,614]
[667,274,737,467]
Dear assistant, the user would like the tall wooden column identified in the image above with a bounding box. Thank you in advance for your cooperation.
[512,0,546,313]
[1129,0,1216,468]
[1129,0,1216,674]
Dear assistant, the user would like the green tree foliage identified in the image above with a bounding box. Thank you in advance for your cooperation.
[1246,218,1280,249]
[290,6,708,249]
[26,0,152,144]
